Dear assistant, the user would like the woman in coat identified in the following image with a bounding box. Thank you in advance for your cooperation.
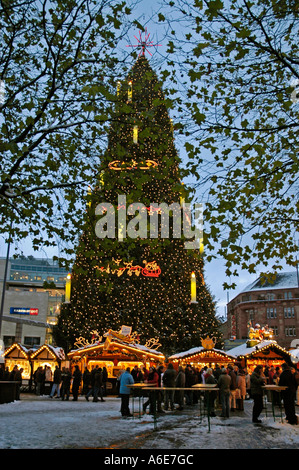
[236,369,246,411]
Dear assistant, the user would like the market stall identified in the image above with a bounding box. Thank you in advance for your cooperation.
[67,327,165,394]
[228,340,298,373]
[225,324,297,373]
[167,336,236,370]
[2,343,32,381]
[30,344,66,393]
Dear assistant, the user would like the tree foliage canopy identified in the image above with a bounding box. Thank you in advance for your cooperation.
[159,0,299,286]
[0,0,133,260]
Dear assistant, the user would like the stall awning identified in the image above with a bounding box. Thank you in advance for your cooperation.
[168,346,236,365]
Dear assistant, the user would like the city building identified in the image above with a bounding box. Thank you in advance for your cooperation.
[0,256,68,348]
[227,271,299,349]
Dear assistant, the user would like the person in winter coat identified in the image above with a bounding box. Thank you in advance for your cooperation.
[14,367,23,400]
[227,365,237,411]
[236,369,246,411]
[250,365,266,423]
[119,367,134,417]
[163,363,177,411]
[82,367,91,395]
[175,366,185,410]
[93,367,105,402]
[35,366,43,396]
[72,365,82,401]
[143,367,159,414]
[185,365,195,405]
[218,368,231,418]
[102,366,108,396]
[49,366,62,398]
[204,368,218,417]
[279,363,298,425]
[61,367,72,401]
[85,365,99,401]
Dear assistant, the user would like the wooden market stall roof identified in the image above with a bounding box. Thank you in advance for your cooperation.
[30,344,66,362]
[67,329,165,364]
[3,343,31,360]
[227,340,298,365]
[167,346,236,366]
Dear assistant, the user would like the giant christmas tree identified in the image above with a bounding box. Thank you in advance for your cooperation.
[54,51,222,355]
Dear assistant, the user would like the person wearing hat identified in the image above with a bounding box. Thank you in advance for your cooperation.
[279,363,298,425]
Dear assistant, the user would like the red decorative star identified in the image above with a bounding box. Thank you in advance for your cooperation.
[126,28,161,57]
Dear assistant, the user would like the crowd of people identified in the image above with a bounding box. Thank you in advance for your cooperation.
[118,362,299,425]
[1,361,299,425]
[0,364,24,400]
[39,364,109,402]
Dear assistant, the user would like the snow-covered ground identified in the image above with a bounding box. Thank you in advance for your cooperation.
[0,394,298,451]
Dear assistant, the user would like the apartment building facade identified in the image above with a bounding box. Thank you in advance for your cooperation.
[227,272,299,349]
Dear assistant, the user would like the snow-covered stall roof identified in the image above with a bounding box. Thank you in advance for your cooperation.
[228,340,277,358]
[168,346,236,364]
[30,344,65,361]
[228,340,298,363]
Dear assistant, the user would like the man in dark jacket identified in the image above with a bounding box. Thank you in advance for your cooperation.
[218,368,231,418]
[250,365,266,423]
[279,363,298,425]
[61,367,72,401]
[93,367,105,402]
[163,363,177,411]
[72,365,82,401]
[14,367,23,400]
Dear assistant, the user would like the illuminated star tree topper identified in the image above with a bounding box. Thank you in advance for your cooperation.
[126,28,161,57]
